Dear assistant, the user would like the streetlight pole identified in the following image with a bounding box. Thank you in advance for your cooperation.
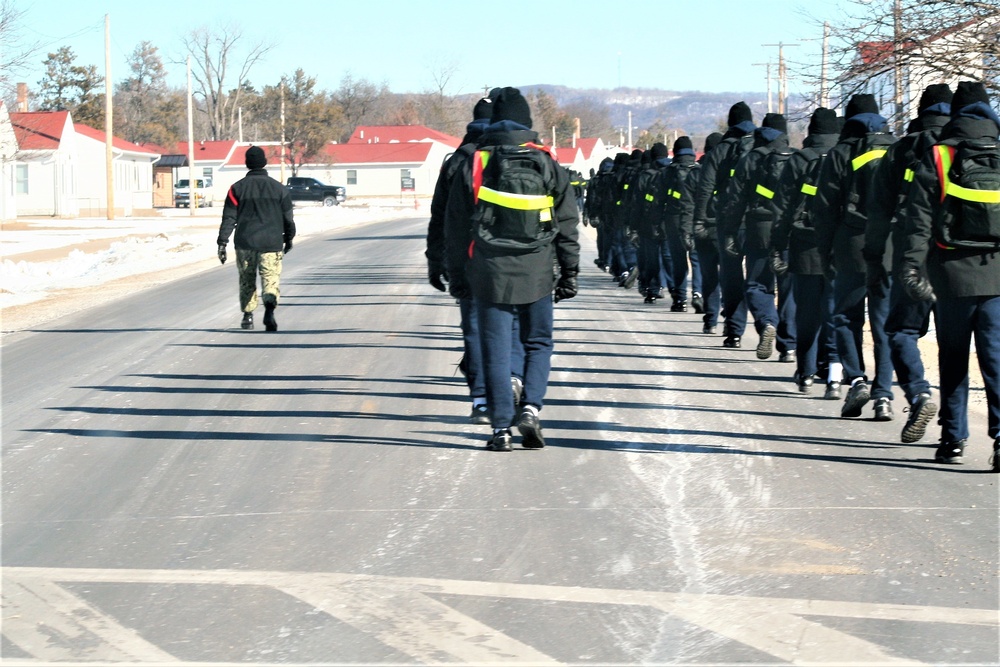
[752,62,773,113]
[762,41,800,114]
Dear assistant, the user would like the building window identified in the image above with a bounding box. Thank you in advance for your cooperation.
[400,168,411,179]
[347,169,357,185]
[202,167,213,185]
[15,164,28,194]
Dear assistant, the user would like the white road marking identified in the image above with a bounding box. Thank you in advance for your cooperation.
[3,567,997,665]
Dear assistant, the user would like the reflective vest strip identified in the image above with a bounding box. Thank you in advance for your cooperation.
[851,149,887,170]
[645,193,654,202]
[904,168,914,182]
[729,168,736,177]
[670,190,681,199]
[755,184,775,199]
[472,151,488,204]
[477,186,554,211]
[934,145,954,203]
[801,183,818,196]
[933,144,1000,203]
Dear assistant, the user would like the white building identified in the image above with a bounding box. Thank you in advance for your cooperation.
[0,102,18,221]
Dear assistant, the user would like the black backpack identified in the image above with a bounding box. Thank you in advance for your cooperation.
[471,145,558,252]
[748,147,795,223]
[934,140,1000,249]
[794,146,829,230]
[844,131,896,230]
[634,166,665,238]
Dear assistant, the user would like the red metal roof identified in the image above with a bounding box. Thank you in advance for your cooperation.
[323,142,434,164]
[347,125,460,148]
[575,137,600,159]
[74,123,159,155]
[10,111,70,150]
[172,140,238,161]
[557,146,580,165]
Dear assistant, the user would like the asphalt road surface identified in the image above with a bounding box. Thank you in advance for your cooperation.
[3,216,998,665]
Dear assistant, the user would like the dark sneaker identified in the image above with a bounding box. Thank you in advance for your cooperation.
[241,312,253,330]
[621,266,638,289]
[511,376,524,410]
[873,397,894,421]
[691,293,705,313]
[841,380,871,418]
[517,409,546,449]
[756,324,777,360]
[644,293,656,304]
[793,371,813,393]
[723,335,741,348]
[901,393,937,443]
[469,404,490,425]
[670,301,688,312]
[703,323,717,335]
[935,439,966,464]
[486,429,513,451]
[824,381,842,400]
[991,438,1000,473]
[263,304,277,332]
[779,349,796,363]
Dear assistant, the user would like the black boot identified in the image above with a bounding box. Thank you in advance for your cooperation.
[263,304,277,332]
[241,312,253,330]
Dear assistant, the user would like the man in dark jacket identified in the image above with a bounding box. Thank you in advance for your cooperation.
[771,107,842,394]
[694,102,756,347]
[444,87,580,452]
[898,81,1000,469]
[865,83,952,444]
[587,157,615,271]
[720,113,797,361]
[684,132,723,333]
[633,143,671,303]
[663,136,700,310]
[814,94,898,419]
[217,145,295,332]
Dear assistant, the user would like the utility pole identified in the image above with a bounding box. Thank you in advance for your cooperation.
[104,14,114,220]
[280,79,286,183]
[752,62,774,113]
[186,56,195,217]
[627,110,633,152]
[762,42,799,114]
[893,0,905,134]
[821,22,830,108]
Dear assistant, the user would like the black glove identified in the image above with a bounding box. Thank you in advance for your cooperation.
[683,232,694,252]
[693,221,711,242]
[722,234,741,258]
[770,249,788,276]
[865,261,887,292]
[283,239,293,253]
[899,266,935,302]
[449,276,471,301]
[428,262,449,292]
[217,243,227,264]
[554,269,579,303]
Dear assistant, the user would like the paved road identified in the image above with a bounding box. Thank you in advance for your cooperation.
[2,216,997,665]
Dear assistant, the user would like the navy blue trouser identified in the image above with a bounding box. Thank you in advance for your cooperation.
[665,224,690,302]
[885,279,934,402]
[934,295,1000,443]
[462,298,525,400]
[832,270,894,399]
[695,237,721,328]
[477,296,554,430]
[744,245,779,333]
[610,224,637,277]
[792,273,839,379]
[718,229,748,337]
[637,236,664,294]
[690,245,703,296]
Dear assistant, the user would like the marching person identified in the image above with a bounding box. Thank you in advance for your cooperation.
[217,145,295,332]
[444,87,580,452]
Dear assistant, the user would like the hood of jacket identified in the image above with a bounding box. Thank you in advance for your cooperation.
[753,127,788,149]
[954,101,1000,133]
[803,132,839,153]
[459,117,490,145]
[476,126,541,149]
[723,120,756,140]
[483,119,533,135]
[841,112,888,138]
[940,113,1000,143]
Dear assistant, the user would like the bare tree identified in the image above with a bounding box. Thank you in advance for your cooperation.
[180,23,273,140]
[115,41,169,144]
[331,73,391,142]
[0,0,41,106]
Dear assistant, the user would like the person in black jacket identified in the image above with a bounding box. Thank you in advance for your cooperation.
[586,157,615,271]
[814,94,898,420]
[684,132,723,334]
[694,102,756,348]
[633,143,671,302]
[771,107,842,395]
[444,87,580,452]
[898,81,1000,469]
[663,136,699,311]
[217,145,295,332]
[865,83,952,444]
[720,113,797,361]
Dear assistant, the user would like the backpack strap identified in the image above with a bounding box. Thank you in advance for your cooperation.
[934,144,1000,205]
[472,146,555,211]
[852,146,888,170]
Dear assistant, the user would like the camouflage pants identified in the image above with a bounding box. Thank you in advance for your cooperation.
[236,248,282,312]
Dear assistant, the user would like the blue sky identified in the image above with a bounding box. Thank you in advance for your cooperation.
[15,0,847,98]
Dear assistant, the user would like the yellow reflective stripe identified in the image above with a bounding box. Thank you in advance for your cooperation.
[478,186,554,210]
[904,168,914,182]
[729,168,736,177]
[755,184,775,199]
[945,182,1000,204]
[623,183,629,190]
[852,149,887,170]
[645,193,654,202]
[671,190,681,199]
[937,144,953,174]
[480,151,490,169]
[801,183,818,196]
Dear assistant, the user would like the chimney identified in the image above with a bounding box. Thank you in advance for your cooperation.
[16,83,28,112]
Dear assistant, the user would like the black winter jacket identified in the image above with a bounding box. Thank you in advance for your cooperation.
[444,125,580,305]
[770,133,839,275]
[218,170,295,252]
[900,113,1000,298]
[693,122,755,228]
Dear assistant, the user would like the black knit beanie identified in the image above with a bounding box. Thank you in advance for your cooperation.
[245,146,267,170]
[704,132,723,153]
[808,107,839,135]
[728,101,753,127]
[918,83,953,112]
[951,81,990,114]
[672,136,693,154]
[846,94,879,118]
[650,142,669,160]
[491,87,532,127]
[641,150,652,165]
[762,113,787,134]
[473,96,493,120]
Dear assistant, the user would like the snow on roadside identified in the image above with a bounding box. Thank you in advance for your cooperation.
[1,199,424,310]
